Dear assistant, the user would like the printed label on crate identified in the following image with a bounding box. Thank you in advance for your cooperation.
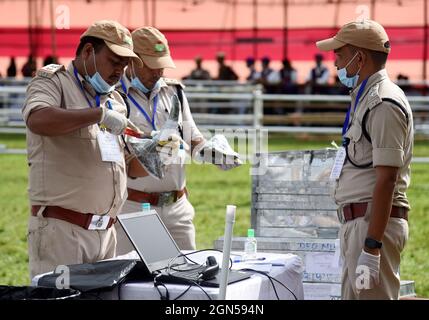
[305,252,341,274]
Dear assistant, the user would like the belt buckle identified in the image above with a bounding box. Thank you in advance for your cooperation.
[88,214,110,230]
[157,192,175,207]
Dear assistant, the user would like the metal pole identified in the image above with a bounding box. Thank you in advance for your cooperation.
[253,84,263,129]
[143,0,149,26]
[49,0,57,61]
[282,0,288,59]
[334,0,341,29]
[28,0,37,57]
[152,0,156,27]
[371,0,376,20]
[232,0,237,62]
[28,0,33,57]
[423,0,428,83]
[253,0,258,59]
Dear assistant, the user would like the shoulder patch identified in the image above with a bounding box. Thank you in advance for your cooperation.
[163,77,185,89]
[367,84,382,110]
[36,64,65,78]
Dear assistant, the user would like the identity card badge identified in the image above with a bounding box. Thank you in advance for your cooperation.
[97,130,122,163]
[329,146,346,181]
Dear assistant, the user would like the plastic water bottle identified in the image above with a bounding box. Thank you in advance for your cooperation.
[178,143,186,165]
[142,202,151,213]
[244,228,257,260]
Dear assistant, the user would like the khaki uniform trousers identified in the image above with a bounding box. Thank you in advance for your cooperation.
[340,213,408,300]
[27,215,117,281]
[116,194,196,256]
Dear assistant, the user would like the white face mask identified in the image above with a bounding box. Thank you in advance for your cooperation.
[337,52,361,88]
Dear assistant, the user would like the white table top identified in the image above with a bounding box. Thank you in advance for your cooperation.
[33,251,304,300]
[102,251,304,300]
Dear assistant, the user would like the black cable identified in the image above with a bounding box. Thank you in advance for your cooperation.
[243,269,279,300]
[163,249,239,301]
[175,249,233,269]
[154,275,170,300]
[183,279,212,300]
[270,276,298,300]
[155,277,212,301]
[173,284,193,300]
[240,268,298,300]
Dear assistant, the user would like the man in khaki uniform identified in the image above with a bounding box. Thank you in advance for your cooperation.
[116,27,203,253]
[23,20,144,279]
[316,20,413,300]
[116,27,237,253]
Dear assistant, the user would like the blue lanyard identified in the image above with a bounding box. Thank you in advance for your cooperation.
[342,78,369,137]
[73,67,101,108]
[121,78,158,131]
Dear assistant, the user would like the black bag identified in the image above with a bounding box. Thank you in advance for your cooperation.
[37,259,141,295]
[0,285,80,300]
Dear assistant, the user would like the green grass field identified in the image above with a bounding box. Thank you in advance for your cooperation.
[0,133,428,297]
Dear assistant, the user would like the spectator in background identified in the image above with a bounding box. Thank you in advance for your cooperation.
[215,52,238,81]
[186,55,211,80]
[306,53,330,94]
[21,55,37,77]
[245,57,260,83]
[396,73,420,96]
[5,57,19,108]
[7,57,17,78]
[258,56,282,115]
[258,56,281,94]
[279,58,298,94]
[43,55,58,66]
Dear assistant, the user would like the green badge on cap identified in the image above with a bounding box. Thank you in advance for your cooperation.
[154,43,165,52]
[124,36,132,46]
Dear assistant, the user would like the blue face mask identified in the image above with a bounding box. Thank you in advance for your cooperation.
[130,64,161,94]
[131,76,150,94]
[84,49,115,95]
[337,52,361,88]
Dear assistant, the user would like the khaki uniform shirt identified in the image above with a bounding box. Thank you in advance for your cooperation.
[22,63,128,217]
[120,73,203,192]
[334,69,413,209]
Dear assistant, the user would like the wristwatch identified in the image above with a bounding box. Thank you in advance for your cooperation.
[365,237,383,249]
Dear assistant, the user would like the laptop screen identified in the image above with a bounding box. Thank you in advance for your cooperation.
[117,211,186,273]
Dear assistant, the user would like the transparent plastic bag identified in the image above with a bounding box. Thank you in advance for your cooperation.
[127,95,182,179]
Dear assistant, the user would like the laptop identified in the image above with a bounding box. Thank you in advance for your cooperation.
[117,211,250,287]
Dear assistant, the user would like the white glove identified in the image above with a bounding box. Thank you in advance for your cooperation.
[156,133,181,152]
[156,133,189,165]
[216,156,243,171]
[150,130,160,138]
[193,139,242,171]
[355,249,380,293]
[100,107,128,135]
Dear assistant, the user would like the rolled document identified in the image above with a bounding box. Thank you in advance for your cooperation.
[218,205,236,300]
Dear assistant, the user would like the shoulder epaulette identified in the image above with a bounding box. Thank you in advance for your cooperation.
[36,64,65,78]
[367,84,383,110]
[163,77,185,89]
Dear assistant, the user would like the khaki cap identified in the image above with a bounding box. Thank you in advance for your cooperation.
[316,19,391,54]
[132,27,176,69]
[81,20,142,65]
